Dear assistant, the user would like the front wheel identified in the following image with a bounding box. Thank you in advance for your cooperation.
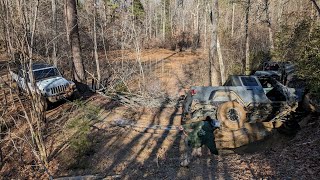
[217,101,247,130]
[68,91,81,101]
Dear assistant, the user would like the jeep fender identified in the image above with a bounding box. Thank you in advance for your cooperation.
[210,90,245,106]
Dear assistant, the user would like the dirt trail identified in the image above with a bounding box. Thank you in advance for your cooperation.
[105,48,208,96]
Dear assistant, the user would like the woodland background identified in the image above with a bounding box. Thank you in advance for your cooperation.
[1,0,319,93]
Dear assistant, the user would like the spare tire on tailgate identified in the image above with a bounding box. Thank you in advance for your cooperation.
[217,101,246,130]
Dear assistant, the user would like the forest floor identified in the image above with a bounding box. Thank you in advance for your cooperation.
[0,49,319,179]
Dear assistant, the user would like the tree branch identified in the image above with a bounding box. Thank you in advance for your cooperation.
[311,0,320,17]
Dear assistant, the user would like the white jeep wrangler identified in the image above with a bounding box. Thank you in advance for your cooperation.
[10,63,77,104]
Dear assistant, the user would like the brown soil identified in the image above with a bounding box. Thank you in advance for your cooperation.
[99,48,209,96]
[0,49,319,179]
[44,95,320,179]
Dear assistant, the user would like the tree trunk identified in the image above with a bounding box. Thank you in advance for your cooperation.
[149,1,152,39]
[244,0,251,75]
[65,0,86,85]
[217,37,225,84]
[93,0,100,90]
[277,0,284,26]
[27,0,39,86]
[209,0,220,86]
[145,5,148,39]
[155,11,158,38]
[204,4,207,53]
[162,0,166,40]
[170,0,174,37]
[192,0,200,52]
[24,0,49,167]
[101,2,108,63]
[231,2,235,37]
[51,0,57,66]
[1,0,13,57]
[265,0,274,51]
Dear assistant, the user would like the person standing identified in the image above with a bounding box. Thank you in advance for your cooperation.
[180,117,219,167]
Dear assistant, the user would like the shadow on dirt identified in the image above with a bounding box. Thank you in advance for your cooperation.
[50,93,224,179]
[48,57,308,179]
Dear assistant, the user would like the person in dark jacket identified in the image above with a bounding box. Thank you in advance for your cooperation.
[180,117,219,167]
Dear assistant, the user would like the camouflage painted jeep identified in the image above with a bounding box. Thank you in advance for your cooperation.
[182,75,299,130]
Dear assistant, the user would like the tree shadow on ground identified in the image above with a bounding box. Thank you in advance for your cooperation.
[51,93,227,179]
[50,57,224,178]
[49,56,296,179]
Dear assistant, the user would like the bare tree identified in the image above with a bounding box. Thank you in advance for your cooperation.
[99,1,109,64]
[217,37,225,84]
[22,0,49,168]
[93,0,101,89]
[0,0,13,57]
[51,0,58,66]
[209,0,220,86]
[192,0,200,52]
[65,0,86,85]
[244,0,251,75]
[277,0,284,25]
[162,0,166,40]
[264,0,274,51]
[231,1,236,37]
[2,0,49,172]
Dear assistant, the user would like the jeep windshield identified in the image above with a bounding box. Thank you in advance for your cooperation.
[33,68,60,81]
[223,76,260,87]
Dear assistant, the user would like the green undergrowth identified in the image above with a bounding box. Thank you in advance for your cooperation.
[65,99,102,169]
[275,18,320,97]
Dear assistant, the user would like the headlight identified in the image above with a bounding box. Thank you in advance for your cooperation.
[69,81,76,88]
[45,88,50,93]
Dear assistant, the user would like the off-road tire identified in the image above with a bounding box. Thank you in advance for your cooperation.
[69,91,81,101]
[217,101,246,130]
[278,119,301,135]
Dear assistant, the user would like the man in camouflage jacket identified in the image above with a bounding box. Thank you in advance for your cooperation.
[180,117,219,167]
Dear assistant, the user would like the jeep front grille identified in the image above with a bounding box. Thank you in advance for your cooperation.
[51,84,68,94]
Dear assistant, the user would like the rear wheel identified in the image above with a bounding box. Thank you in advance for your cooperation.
[217,101,246,130]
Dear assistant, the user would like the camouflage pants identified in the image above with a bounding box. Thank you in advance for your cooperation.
[180,121,218,166]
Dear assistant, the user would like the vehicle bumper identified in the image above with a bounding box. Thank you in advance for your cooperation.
[47,89,76,103]
[182,100,218,124]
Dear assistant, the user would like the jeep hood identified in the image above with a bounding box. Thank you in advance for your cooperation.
[36,76,70,91]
